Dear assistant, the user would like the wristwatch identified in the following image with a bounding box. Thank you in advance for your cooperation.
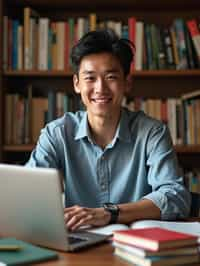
[103,203,119,224]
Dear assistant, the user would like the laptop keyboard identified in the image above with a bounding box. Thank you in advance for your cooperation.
[68,236,87,245]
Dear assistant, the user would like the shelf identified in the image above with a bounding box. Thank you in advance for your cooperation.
[3,145,35,152]
[6,0,200,10]
[3,144,200,153]
[4,70,73,77]
[4,69,200,78]
[175,145,200,154]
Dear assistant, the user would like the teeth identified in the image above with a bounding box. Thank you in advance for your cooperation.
[93,98,111,103]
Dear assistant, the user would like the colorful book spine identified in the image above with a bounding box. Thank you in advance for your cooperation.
[187,19,200,64]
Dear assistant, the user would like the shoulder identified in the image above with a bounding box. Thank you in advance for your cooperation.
[125,108,165,133]
[42,111,85,135]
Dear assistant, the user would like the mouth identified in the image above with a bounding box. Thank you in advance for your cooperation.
[91,97,112,104]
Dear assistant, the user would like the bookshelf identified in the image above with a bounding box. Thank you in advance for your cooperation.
[1,0,200,187]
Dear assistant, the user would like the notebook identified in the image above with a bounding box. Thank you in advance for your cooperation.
[0,238,58,265]
[0,164,108,251]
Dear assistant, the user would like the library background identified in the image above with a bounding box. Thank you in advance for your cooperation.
[0,0,200,216]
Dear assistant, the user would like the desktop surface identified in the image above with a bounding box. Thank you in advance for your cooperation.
[33,242,200,266]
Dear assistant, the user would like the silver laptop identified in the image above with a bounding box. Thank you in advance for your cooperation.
[0,164,108,251]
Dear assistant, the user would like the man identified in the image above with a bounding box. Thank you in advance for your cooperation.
[26,29,191,231]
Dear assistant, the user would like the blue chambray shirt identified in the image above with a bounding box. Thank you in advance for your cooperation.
[26,108,191,220]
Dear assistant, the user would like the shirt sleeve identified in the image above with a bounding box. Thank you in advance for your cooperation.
[142,123,191,220]
[25,123,61,169]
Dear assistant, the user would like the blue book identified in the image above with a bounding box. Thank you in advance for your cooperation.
[12,20,19,70]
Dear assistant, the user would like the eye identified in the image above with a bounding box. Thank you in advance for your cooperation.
[106,74,118,80]
[84,76,95,82]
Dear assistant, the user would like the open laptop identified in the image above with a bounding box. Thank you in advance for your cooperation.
[0,164,108,251]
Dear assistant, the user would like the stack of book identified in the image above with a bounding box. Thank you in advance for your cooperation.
[113,227,199,266]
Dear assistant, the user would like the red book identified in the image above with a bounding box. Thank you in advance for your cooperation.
[113,227,198,251]
[128,16,136,71]
[186,19,200,61]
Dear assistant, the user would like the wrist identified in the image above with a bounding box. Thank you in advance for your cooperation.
[103,203,119,224]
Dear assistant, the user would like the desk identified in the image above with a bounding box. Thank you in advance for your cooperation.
[35,243,131,266]
[35,242,200,266]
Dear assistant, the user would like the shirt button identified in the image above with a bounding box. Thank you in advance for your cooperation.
[101,184,106,190]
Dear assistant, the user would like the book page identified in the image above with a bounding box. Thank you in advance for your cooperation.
[87,224,129,235]
[130,219,200,241]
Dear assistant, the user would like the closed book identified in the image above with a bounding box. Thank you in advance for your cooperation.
[187,19,200,63]
[113,240,198,258]
[0,238,58,265]
[113,227,198,251]
[128,16,136,71]
[173,18,188,70]
[135,21,144,70]
[115,246,199,266]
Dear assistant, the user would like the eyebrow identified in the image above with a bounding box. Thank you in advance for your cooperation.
[80,69,121,75]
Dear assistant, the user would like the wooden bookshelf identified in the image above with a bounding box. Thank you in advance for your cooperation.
[1,0,200,171]
[4,69,200,77]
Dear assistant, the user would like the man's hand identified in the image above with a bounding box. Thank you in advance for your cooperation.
[64,205,111,231]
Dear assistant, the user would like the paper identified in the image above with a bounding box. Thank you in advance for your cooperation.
[87,219,200,240]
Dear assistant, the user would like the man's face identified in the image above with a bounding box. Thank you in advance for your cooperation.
[73,52,129,121]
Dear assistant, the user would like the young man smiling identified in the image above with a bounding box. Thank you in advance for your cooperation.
[26,30,191,231]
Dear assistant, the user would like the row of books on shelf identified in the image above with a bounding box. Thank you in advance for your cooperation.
[4,87,84,145]
[122,89,200,145]
[3,7,200,71]
[113,227,199,266]
[4,88,200,146]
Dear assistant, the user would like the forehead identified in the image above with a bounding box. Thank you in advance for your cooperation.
[79,52,123,74]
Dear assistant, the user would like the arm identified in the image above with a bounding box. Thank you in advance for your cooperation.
[64,199,160,231]
[64,123,190,231]
[26,123,61,168]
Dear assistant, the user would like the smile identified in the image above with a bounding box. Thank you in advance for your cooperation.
[92,98,112,103]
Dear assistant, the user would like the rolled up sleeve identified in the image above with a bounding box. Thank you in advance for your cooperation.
[143,124,191,220]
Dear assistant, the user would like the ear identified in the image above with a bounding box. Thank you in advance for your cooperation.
[125,74,133,94]
[73,74,80,94]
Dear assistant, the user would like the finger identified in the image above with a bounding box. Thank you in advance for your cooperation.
[64,205,80,213]
[71,214,93,231]
[67,210,89,230]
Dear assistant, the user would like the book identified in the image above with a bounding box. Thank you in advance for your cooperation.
[0,238,58,265]
[38,17,49,70]
[181,89,200,100]
[88,219,200,242]
[114,246,199,266]
[135,21,144,70]
[187,19,200,64]
[113,240,198,258]
[113,227,198,251]
[24,7,39,70]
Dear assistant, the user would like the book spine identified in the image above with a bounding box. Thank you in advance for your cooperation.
[3,16,8,71]
[128,17,136,71]
[187,19,200,63]
[38,18,49,70]
[135,22,144,70]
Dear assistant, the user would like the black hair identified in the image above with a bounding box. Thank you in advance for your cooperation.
[70,29,135,76]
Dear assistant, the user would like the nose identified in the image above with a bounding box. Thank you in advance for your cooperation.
[94,77,108,93]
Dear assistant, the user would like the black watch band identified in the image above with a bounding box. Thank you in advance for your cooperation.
[103,203,119,224]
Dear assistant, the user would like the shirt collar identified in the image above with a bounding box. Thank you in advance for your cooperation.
[74,108,132,143]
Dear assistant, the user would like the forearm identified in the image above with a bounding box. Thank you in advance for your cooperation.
[117,199,161,225]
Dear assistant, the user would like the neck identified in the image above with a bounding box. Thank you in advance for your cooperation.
[88,111,121,149]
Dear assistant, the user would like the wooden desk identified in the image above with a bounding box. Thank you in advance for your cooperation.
[36,242,130,266]
[35,241,200,266]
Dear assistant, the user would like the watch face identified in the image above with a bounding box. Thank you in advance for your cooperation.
[105,203,118,211]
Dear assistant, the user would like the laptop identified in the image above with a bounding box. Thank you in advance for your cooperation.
[0,164,108,251]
